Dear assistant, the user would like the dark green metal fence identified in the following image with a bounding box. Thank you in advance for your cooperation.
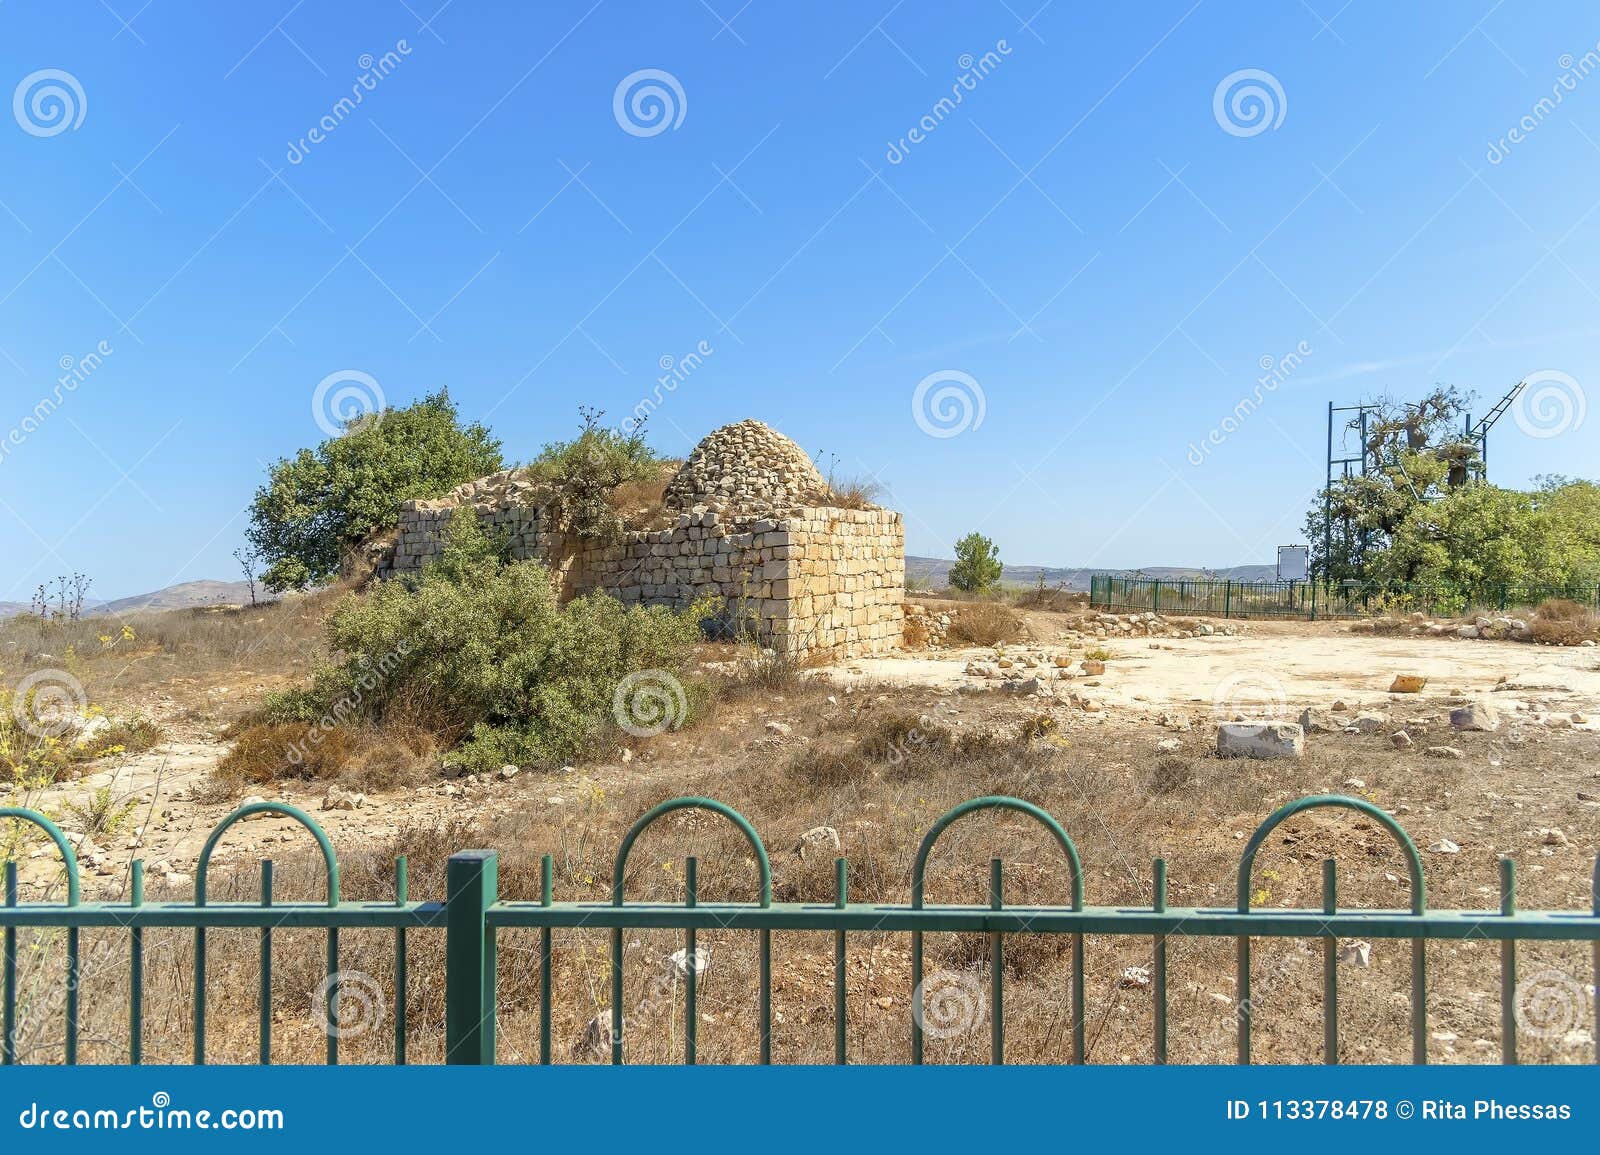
[2,795,1597,1066]
[1089,575,1600,620]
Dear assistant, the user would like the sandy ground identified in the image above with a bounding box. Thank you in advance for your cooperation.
[834,624,1600,719]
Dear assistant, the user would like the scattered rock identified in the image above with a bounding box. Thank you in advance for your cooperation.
[795,825,841,860]
[497,764,521,781]
[1216,722,1304,760]
[1338,941,1372,967]
[1350,713,1387,734]
[1431,838,1461,854]
[1390,731,1412,750]
[1156,737,1183,753]
[321,786,364,811]
[764,720,793,738]
[1003,676,1050,697]
[573,1013,621,1060]
[1425,745,1464,760]
[1119,966,1152,990]
[1081,659,1106,676]
[1388,674,1427,694]
[668,947,710,979]
[1299,708,1340,734]
[1450,699,1499,732]
[1542,828,1569,847]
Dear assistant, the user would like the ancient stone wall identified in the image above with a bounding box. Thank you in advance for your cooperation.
[386,421,904,658]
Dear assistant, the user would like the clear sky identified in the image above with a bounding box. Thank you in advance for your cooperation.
[3,1,1598,600]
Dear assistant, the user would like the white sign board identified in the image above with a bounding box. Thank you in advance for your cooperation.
[1277,544,1309,582]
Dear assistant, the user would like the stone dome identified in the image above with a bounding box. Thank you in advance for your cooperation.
[663,419,832,514]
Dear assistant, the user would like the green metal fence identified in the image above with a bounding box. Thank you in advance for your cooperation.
[2,795,1597,1066]
[1089,575,1600,620]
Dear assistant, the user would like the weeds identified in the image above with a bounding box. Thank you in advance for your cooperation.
[1529,598,1598,645]
[62,786,140,839]
[947,602,1023,646]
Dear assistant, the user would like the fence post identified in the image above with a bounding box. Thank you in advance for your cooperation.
[1224,580,1231,618]
[1152,581,1160,615]
[445,850,498,1064]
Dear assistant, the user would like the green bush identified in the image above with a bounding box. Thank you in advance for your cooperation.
[265,512,708,775]
[526,407,666,542]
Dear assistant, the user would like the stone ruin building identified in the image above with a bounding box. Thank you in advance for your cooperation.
[385,419,904,657]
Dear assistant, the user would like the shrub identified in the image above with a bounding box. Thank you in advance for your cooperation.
[947,602,1022,646]
[826,476,883,510]
[855,713,952,762]
[526,408,667,542]
[1152,756,1194,794]
[245,512,709,779]
[0,687,161,784]
[216,722,436,791]
[1528,598,1598,645]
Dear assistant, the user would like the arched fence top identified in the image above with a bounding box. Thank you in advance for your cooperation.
[613,797,772,908]
[911,796,1084,911]
[196,802,339,906]
[1236,794,1425,915]
[0,806,80,906]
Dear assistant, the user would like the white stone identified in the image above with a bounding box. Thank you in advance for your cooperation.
[1450,699,1499,732]
[1216,722,1304,760]
[795,825,841,859]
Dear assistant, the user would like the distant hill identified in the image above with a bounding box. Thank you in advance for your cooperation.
[94,580,264,615]
[906,557,1277,590]
[1,581,266,619]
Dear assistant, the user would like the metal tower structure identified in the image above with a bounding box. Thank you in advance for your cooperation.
[1321,379,1528,578]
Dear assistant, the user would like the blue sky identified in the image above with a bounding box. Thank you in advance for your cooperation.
[3,1,1599,600]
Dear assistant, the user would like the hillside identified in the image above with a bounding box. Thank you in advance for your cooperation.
[0,580,263,618]
[905,557,1277,590]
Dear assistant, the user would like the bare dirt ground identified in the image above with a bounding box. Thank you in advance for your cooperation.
[3,603,1598,1065]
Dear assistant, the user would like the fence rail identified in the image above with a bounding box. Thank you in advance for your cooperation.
[2,795,1597,1066]
[1089,575,1600,620]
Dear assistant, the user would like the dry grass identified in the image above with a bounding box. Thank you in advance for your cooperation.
[214,721,437,792]
[0,591,339,725]
[615,460,681,530]
[3,595,1595,1067]
[1005,583,1088,612]
[826,476,884,510]
[946,602,1024,646]
[5,695,1596,1066]
[1529,598,1599,645]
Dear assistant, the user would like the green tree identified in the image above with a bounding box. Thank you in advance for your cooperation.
[1305,388,1475,582]
[949,532,1003,593]
[1306,465,1600,591]
[248,390,502,591]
